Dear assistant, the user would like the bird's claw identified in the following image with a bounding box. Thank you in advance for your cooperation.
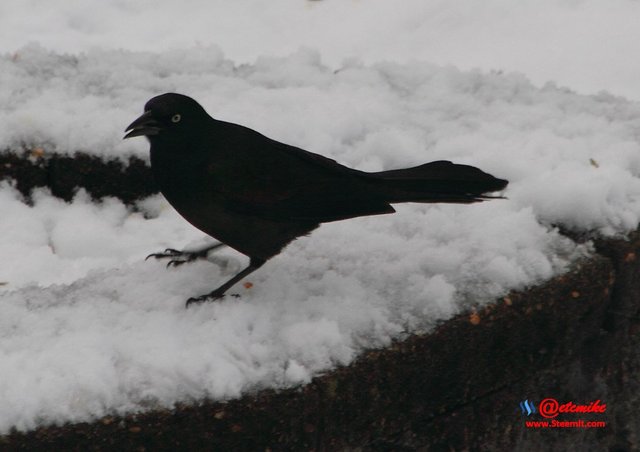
[145,248,183,261]
[185,292,241,308]
[185,292,225,308]
[146,248,208,267]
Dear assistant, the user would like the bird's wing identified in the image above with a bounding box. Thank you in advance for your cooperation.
[206,121,394,222]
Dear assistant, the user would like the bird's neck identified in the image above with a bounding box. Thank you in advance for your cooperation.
[149,142,209,205]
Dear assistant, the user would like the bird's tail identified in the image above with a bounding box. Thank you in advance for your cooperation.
[370,160,508,204]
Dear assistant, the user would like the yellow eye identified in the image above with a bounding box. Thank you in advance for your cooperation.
[171,114,181,123]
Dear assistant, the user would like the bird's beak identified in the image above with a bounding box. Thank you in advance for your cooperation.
[124,110,162,139]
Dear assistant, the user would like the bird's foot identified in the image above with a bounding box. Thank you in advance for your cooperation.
[185,294,221,308]
[146,248,211,268]
[185,290,233,308]
[185,291,243,308]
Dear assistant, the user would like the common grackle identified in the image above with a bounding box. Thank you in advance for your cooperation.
[125,93,508,307]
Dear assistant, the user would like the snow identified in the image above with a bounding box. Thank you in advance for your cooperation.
[2,0,640,100]
[1,0,640,434]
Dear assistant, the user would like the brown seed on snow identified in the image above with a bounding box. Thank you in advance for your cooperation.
[30,147,45,158]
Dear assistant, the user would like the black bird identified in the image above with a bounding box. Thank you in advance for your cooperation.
[125,93,508,307]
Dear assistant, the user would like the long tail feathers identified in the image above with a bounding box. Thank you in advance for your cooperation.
[371,160,508,204]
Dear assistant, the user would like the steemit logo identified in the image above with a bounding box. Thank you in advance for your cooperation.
[519,398,607,429]
[519,399,537,416]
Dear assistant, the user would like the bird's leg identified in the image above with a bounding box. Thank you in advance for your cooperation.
[146,242,226,268]
[186,258,266,308]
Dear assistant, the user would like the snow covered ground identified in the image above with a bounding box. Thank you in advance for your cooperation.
[1,0,640,433]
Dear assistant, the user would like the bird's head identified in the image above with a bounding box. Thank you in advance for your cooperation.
[124,93,208,140]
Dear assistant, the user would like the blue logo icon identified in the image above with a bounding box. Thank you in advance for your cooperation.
[520,400,537,416]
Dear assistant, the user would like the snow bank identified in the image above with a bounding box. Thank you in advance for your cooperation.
[0,184,583,432]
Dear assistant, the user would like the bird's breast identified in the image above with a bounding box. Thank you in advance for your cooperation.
[150,148,220,210]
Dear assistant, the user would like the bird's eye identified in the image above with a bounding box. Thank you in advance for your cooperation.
[171,114,181,123]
